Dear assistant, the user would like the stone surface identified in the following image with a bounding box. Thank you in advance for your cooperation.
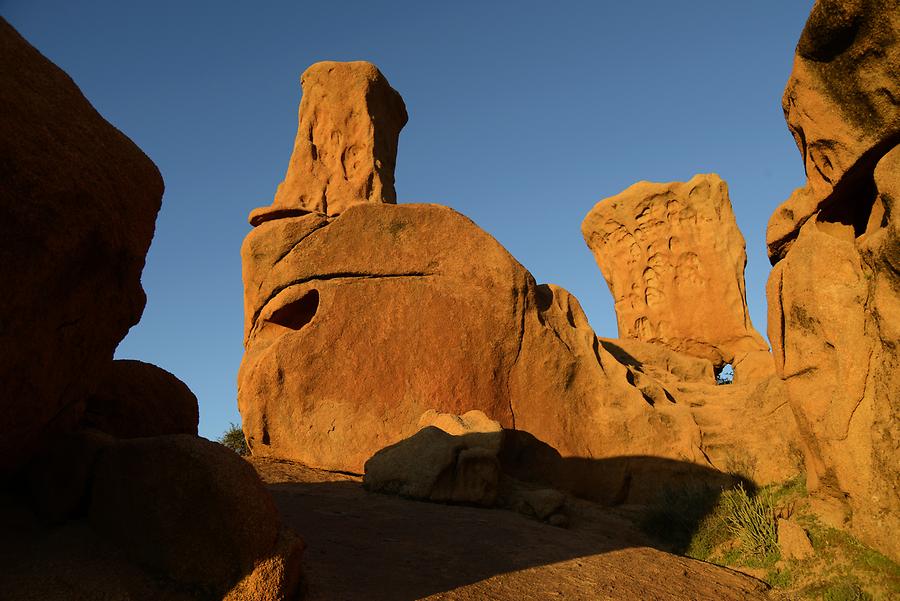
[598,337,716,385]
[766,0,900,560]
[250,61,407,225]
[778,518,815,561]
[238,202,722,503]
[82,359,199,439]
[238,203,525,472]
[223,529,306,601]
[767,0,900,262]
[0,18,163,474]
[363,426,502,506]
[89,435,293,595]
[582,174,770,372]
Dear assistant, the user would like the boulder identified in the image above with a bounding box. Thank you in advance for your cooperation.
[238,203,526,472]
[777,518,814,561]
[0,17,163,474]
[581,174,771,375]
[766,0,900,560]
[249,61,407,225]
[363,426,502,507]
[89,435,301,597]
[82,359,199,438]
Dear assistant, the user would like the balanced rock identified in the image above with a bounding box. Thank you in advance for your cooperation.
[249,61,407,226]
[82,360,199,439]
[0,18,162,474]
[766,0,900,560]
[238,62,805,507]
[767,0,900,262]
[581,174,771,375]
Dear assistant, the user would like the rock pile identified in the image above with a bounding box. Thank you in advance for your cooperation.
[765,0,900,559]
[0,19,303,600]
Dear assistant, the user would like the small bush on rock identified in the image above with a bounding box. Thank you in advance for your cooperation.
[219,423,249,456]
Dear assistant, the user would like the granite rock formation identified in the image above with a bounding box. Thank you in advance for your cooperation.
[0,18,162,474]
[0,20,303,599]
[766,0,900,560]
[581,174,772,378]
[238,61,802,506]
[249,61,407,226]
[767,0,900,262]
[238,199,739,501]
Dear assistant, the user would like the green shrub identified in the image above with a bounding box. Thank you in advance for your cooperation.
[720,483,778,558]
[219,422,249,456]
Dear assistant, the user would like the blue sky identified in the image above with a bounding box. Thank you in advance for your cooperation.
[4,1,814,439]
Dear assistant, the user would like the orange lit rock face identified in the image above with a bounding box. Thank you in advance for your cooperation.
[237,201,718,498]
[581,174,770,372]
[238,62,803,502]
[249,61,407,226]
[767,0,900,262]
[766,0,900,560]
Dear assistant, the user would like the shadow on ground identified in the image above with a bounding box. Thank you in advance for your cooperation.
[255,428,765,601]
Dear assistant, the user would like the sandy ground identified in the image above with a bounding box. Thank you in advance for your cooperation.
[251,457,772,601]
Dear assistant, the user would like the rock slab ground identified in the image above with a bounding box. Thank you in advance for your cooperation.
[253,456,771,601]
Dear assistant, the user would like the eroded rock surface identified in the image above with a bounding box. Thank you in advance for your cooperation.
[249,61,407,226]
[581,174,771,375]
[239,62,807,511]
[766,0,900,560]
[767,0,900,262]
[238,200,730,501]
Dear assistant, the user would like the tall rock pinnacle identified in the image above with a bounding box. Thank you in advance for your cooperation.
[249,61,408,226]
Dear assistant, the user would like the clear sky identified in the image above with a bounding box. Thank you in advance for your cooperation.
[4,1,814,440]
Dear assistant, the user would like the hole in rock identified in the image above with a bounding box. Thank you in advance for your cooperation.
[267,289,319,331]
[715,364,734,386]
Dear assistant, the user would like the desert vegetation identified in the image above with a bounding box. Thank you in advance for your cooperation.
[640,474,900,600]
[218,422,249,456]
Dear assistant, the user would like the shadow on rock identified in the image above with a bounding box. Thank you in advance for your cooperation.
[254,427,763,601]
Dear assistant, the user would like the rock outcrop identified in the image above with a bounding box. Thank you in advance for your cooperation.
[238,199,723,500]
[582,174,771,377]
[0,19,304,599]
[767,0,900,262]
[249,61,407,226]
[0,18,162,474]
[238,61,804,507]
[766,0,900,560]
